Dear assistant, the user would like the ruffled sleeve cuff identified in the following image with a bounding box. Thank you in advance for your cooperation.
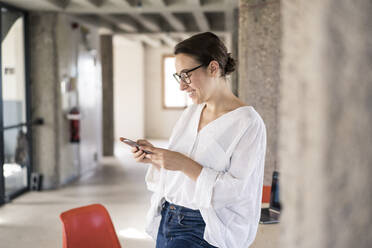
[145,165,161,192]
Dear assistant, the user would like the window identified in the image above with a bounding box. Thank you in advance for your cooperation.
[162,55,193,109]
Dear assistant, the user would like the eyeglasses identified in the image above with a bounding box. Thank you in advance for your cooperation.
[173,64,204,84]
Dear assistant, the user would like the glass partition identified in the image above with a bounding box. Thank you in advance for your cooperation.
[1,6,29,202]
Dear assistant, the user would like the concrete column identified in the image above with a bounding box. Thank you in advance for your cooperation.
[29,13,103,189]
[239,0,281,185]
[29,13,60,189]
[280,0,372,247]
[101,35,114,156]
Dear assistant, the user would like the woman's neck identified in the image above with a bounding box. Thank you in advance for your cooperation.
[203,84,244,115]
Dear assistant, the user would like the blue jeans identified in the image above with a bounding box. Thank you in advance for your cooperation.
[156,201,218,248]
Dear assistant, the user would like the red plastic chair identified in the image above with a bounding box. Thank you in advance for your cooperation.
[60,204,121,248]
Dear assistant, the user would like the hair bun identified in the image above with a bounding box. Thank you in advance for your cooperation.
[225,53,236,75]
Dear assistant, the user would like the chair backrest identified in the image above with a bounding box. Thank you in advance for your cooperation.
[60,204,121,248]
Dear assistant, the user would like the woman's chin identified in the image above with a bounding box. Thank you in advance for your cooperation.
[191,97,199,104]
[189,94,202,104]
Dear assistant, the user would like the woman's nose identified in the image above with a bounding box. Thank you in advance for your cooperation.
[179,81,188,91]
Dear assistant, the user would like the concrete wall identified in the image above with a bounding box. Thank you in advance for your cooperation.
[144,45,183,139]
[30,13,102,189]
[239,0,281,185]
[113,36,145,143]
[280,0,372,247]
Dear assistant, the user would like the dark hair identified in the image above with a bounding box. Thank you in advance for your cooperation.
[174,32,236,77]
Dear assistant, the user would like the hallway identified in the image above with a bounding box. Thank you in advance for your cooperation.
[0,141,161,248]
[0,0,370,247]
[0,138,279,247]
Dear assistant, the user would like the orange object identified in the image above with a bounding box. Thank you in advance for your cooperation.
[60,204,121,248]
[262,185,271,203]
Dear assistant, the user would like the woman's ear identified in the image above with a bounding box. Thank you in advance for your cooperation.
[208,60,220,77]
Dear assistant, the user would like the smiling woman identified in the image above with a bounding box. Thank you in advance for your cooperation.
[131,32,267,248]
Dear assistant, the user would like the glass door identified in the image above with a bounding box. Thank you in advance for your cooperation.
[0,5,30,204]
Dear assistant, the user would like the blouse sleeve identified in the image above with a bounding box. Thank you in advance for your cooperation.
[191,116,267,209]
[145,165,160,192]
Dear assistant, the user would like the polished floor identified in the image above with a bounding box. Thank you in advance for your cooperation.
[0,139,279,248]
[0,140,162,248]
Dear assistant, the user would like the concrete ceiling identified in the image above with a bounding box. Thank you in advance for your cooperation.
[0,0,239,47]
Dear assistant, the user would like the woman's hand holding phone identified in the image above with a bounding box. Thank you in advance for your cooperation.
[120,137,160,170]
[133,139,160,170]
[133,139,152,161]
[121,137,196,174]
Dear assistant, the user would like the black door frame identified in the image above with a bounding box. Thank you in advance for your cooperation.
[0,2,31,205]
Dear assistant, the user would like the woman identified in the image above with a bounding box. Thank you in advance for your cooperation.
[131,32,267,248]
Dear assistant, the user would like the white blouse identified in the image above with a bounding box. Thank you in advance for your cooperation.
[144,102,267,248]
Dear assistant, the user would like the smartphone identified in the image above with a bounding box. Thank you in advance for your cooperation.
[119,137,153,154]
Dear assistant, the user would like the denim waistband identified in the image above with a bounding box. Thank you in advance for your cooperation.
[162,201,202,217]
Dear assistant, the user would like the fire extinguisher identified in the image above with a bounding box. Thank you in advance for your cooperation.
[68,107,80,143]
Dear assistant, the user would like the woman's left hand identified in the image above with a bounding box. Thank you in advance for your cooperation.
[138,145,189,171]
